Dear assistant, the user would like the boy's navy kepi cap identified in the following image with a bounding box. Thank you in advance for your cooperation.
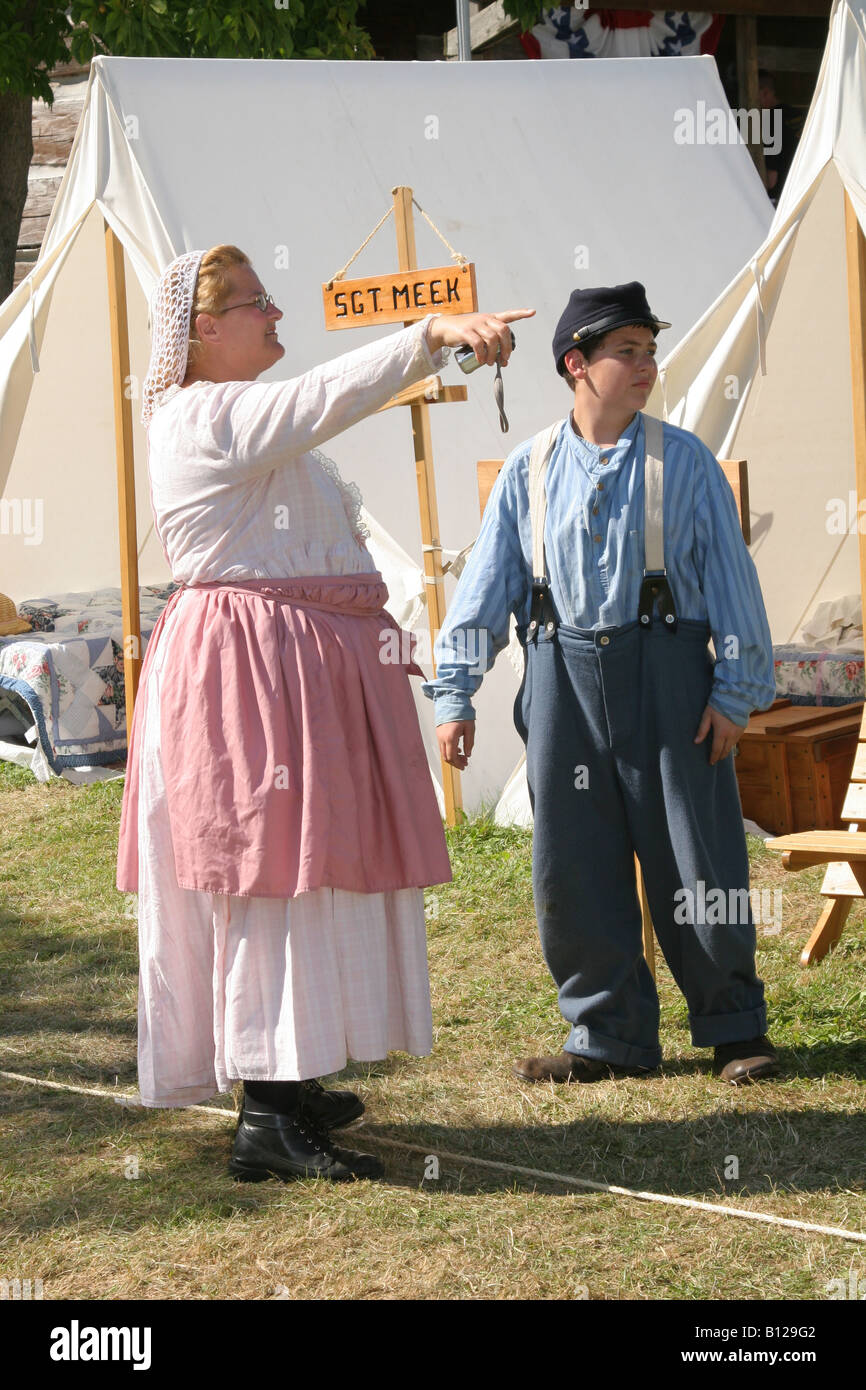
[553,282,671,375]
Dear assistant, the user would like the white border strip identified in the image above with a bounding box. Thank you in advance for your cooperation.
[2,1070,864,1244]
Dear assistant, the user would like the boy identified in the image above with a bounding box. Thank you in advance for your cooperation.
[423,283,779,1086]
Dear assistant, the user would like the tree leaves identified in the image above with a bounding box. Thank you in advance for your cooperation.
[500,1,543,34]
[1,0,375,97]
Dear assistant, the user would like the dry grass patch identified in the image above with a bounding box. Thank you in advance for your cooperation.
[1,766,865,1300]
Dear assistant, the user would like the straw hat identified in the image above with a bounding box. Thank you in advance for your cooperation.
[0,593,32,637]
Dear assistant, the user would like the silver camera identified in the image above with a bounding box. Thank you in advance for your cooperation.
[455,330,516,374]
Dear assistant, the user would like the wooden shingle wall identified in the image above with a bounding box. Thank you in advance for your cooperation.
[14,60,89,291]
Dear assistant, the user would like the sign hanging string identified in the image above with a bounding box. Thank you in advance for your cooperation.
[409,194,468,269]
[326,194,468,290]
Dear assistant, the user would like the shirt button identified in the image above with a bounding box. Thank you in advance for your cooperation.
[599,635,610,646]
[596,482,604,491]
[600,456,609,465]
[592,506,599,516]
[593,534,602,543]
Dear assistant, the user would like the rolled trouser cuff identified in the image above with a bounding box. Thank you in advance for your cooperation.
[564,1024,662,1071]
[689,1005,768,1048]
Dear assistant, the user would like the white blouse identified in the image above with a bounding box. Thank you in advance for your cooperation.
[146,317,444,583]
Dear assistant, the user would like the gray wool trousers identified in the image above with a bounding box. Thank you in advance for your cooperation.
[514,616,767,1069]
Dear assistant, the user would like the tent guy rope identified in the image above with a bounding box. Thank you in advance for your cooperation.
[2,1069,863,1245]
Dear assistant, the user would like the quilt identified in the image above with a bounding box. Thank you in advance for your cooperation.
[0,585,177,774]
[773,645,865,707]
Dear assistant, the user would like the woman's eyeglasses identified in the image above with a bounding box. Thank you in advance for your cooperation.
[217,293,276,315]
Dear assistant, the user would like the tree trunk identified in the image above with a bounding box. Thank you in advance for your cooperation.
[0,91,34,303]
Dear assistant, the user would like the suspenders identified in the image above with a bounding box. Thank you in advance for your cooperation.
[637,413,678,633]
[526,419,565,643]
[526,412,678,644]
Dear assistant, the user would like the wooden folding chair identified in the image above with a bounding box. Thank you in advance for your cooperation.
[766,708,866,964]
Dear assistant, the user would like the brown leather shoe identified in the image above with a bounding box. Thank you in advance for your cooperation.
[713,1035,780,1085]
[513,1051,653,1084]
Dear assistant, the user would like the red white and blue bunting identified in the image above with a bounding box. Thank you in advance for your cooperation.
[522,8,724,60]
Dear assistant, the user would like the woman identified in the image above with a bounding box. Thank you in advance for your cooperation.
[117,245,531,1182]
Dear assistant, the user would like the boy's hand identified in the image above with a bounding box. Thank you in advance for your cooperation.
[426,309,535,366]
[694,705,745,764]
[437,720,475,770]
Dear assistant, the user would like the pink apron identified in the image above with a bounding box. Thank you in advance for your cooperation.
[117,573,452,898]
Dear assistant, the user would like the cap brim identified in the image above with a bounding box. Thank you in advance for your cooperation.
[572,312,671,342]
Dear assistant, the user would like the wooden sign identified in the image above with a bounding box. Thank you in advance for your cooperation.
[323,262,477,330]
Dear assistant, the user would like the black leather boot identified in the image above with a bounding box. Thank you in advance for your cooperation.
[297,1079,364,1130]
[229,1107,384,1183]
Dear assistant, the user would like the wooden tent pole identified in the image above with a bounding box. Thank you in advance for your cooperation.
[735,15,767,187]
[845,192,866,638]
[392,186,464,826]
[104,222,141,731]
[637,861,656,978]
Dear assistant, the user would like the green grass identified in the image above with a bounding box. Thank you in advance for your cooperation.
[1,761,865,1300]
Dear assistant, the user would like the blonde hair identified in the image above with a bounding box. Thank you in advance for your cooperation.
[186,244,251,370]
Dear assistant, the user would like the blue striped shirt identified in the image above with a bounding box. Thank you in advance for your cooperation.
[421,412,775,727]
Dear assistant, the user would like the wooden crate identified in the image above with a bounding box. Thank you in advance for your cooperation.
[735,700,862,835]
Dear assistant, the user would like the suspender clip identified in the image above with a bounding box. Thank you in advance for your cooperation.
[638,569,678,632]
[528,577,557,643]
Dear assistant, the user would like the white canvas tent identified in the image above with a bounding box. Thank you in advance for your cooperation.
[0,53,772,809]
[656,0,866,969]
[498,0,866,830]
[654,0,866,643]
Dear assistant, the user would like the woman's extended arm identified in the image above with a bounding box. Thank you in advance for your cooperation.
[176,309,534,481]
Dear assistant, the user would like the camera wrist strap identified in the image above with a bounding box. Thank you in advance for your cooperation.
[493,360,509,433]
